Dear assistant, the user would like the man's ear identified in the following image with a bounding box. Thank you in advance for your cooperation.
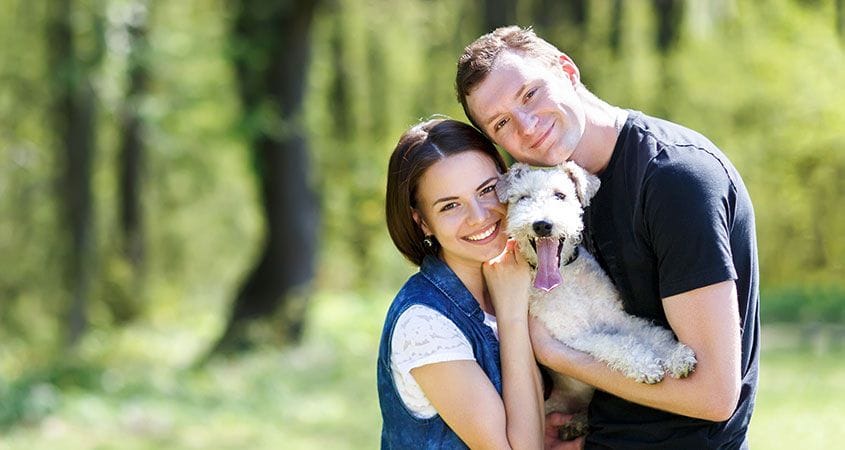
[558,53,581,86]
[561,161,600,207]
[412,209,432,236]
[497,163,527,203]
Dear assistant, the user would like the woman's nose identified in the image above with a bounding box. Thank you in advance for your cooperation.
[467,199,490,224]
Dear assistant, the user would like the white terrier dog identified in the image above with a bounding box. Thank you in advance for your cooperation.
[496,162,697,439]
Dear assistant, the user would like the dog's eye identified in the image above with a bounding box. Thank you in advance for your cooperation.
[518,195,530,202]
[555,192,567,201]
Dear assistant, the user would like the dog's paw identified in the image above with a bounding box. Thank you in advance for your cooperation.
[627,360,665,384]
[557,411,589,441]
[667,344,697,379]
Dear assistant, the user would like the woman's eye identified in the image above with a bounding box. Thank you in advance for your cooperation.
[555,192,566,201]
[480,184,496,195]
[440,202,458,212]
[525,88,537,101]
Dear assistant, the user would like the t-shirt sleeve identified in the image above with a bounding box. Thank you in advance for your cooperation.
[391,305,476,375]
[643,150,738,298]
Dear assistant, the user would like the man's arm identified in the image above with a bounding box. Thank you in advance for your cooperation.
[531,280,741,422]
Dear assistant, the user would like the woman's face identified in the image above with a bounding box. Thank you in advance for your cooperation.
[414,151,507,271]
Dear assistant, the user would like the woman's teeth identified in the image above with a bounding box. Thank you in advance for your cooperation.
[466,222,497,241]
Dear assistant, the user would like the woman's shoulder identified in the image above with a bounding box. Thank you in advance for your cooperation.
[395,304,458,331]
[390,271,448,312]
[391,304,473,373]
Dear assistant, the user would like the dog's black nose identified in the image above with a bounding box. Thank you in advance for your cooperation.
[533,221,553,237]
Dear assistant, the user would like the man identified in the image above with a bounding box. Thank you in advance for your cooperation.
[456,26,759,449]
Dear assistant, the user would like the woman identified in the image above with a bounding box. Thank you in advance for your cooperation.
[378,118,544,449]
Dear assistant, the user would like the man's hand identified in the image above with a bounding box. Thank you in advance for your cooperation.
[544,412,585,450]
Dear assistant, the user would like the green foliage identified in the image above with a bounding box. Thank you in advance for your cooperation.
[751,346,845,449]
[0,291,385,449]
[0,362,102,430]
[662,0,845,288]
[2,0,845,440]
[1,0,260,357]
[306,0,481,290]
[762,285,845,323]
[0,292,843,449]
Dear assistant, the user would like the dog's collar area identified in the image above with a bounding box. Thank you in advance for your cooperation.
[563,246,579,266]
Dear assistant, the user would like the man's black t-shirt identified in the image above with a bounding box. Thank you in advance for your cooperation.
[583,111,760,449]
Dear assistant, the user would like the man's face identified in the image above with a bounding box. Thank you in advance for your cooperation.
[466,50,586,167]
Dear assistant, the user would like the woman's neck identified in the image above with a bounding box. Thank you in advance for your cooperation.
[442,256,494,315]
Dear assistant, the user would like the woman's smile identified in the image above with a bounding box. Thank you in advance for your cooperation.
[464,221,500,243]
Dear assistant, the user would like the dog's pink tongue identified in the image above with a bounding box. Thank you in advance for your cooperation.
[534,237,562,292]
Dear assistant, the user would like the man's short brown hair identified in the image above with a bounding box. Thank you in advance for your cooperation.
[455,26,561,131]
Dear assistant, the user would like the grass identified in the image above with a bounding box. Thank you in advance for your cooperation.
[0,292,843,449]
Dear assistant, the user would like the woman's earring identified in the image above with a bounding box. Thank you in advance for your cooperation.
[423,236,434,249]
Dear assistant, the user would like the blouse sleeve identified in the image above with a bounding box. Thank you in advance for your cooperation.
[391,304,476,375]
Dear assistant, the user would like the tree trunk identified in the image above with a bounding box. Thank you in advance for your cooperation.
[329,13,353,139]
[119,1,150,273]
[837,0,845,41]
[483,0,517,32]
[534,0,587,30]
[205,0,319,357]
[46,0,102,346]
[652,0,685,54]
[609,0,624,54]
[107,1,152,324]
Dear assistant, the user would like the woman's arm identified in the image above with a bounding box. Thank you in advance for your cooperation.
[486,239,545,448]
[413,359,539,449]
[413,240,544,449]
[530,280,742,422]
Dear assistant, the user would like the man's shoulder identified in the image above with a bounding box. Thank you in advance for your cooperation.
[628,110,715,150]
[624,111,737,187]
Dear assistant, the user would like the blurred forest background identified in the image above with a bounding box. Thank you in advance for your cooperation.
[1,0,844,448]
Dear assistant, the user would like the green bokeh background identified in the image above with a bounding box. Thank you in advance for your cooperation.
[1,0,843,448]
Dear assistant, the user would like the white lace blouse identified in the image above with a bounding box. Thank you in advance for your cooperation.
[390,304,499,418]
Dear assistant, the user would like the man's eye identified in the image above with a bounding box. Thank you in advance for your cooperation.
[494,118,509,131]
[555,192,566,201]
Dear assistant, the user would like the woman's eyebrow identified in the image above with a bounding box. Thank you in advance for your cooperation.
[476,176,498,191]
[431,177,498,207]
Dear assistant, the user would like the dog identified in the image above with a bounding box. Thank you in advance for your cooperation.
[495,162,697,439]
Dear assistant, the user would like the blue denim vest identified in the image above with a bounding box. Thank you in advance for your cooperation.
[377,255,503,449]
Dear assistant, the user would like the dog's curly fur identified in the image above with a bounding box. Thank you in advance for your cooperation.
[496,162,697,439]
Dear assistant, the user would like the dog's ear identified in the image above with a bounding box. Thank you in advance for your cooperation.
[496,163,527,203]
[496,172,512,203]
[561,161,601,206]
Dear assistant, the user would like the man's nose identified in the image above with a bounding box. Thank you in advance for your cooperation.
[515,109,538,135]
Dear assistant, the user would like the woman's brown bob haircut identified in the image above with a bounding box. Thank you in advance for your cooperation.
[385,118,507,266]
[456,26,561,132]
